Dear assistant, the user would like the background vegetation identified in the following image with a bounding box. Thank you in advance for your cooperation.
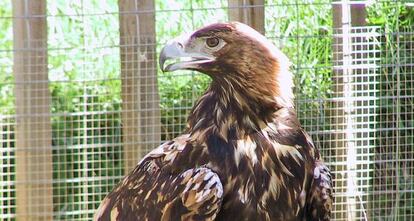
[0,0,412,220]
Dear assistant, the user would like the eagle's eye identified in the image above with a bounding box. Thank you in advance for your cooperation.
[206,37,220,48]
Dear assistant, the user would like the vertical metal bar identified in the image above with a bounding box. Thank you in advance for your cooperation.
[80,0,89,217]
[339,1,358,220]
[332,0,358,219]
[394,3,401,219]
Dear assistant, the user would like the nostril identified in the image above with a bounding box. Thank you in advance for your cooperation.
[177,42,184,49]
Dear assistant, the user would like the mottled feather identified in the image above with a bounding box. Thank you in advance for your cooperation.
[95,22,333,221]
[94,136,223,221]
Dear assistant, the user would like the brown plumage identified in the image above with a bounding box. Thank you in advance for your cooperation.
[94,22,333,221]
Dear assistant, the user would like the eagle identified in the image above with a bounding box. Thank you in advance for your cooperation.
[94,22,333,221]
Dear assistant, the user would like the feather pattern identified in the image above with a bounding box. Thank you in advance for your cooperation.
[95,22,333,221]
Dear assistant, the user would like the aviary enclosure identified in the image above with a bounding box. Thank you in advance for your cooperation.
[0,0,412,220]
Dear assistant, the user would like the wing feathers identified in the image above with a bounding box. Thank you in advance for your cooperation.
[306,160,333,221]
[161,167,223,221]
[94,138,223,221]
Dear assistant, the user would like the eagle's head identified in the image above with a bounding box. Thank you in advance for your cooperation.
[160,22,293,107]
[160,22,294,139]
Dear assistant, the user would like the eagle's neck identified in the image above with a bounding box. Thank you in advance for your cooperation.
[187,75,291,141]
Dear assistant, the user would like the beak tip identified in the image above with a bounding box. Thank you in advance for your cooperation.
[159,45,175,72]
[159,53,166,72]
[159,62,165,72]
[159,36,192,72]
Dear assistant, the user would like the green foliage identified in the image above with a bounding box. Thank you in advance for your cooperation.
[0,1,413,220]
[265,0,333,131]
[48,1,122,219]
[0,1,14,116]
[367,2,414,29]
[366,2,414,219]
[0,2,15,219]
[159,73,210,140]
[156,0,227,140]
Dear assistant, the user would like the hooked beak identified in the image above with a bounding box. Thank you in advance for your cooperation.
[159,34,214,72]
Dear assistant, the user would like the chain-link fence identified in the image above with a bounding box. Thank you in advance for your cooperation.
[0,1,412,220]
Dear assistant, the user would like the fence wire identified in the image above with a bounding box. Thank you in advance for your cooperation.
[0,1,413,220]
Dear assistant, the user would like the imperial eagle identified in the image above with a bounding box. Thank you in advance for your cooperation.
[95,22,333,221]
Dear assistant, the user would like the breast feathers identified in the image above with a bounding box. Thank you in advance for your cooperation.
[94,22,333,221]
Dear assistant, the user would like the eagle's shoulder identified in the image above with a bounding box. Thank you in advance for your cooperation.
[93,136,187,220]
[141,134,191,163]
[268,109,333,220]
[264,107,318,157]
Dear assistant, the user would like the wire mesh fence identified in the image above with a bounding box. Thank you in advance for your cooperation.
[0,0,413,220]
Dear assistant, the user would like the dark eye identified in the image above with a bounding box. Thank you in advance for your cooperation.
[206,37,220,48]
